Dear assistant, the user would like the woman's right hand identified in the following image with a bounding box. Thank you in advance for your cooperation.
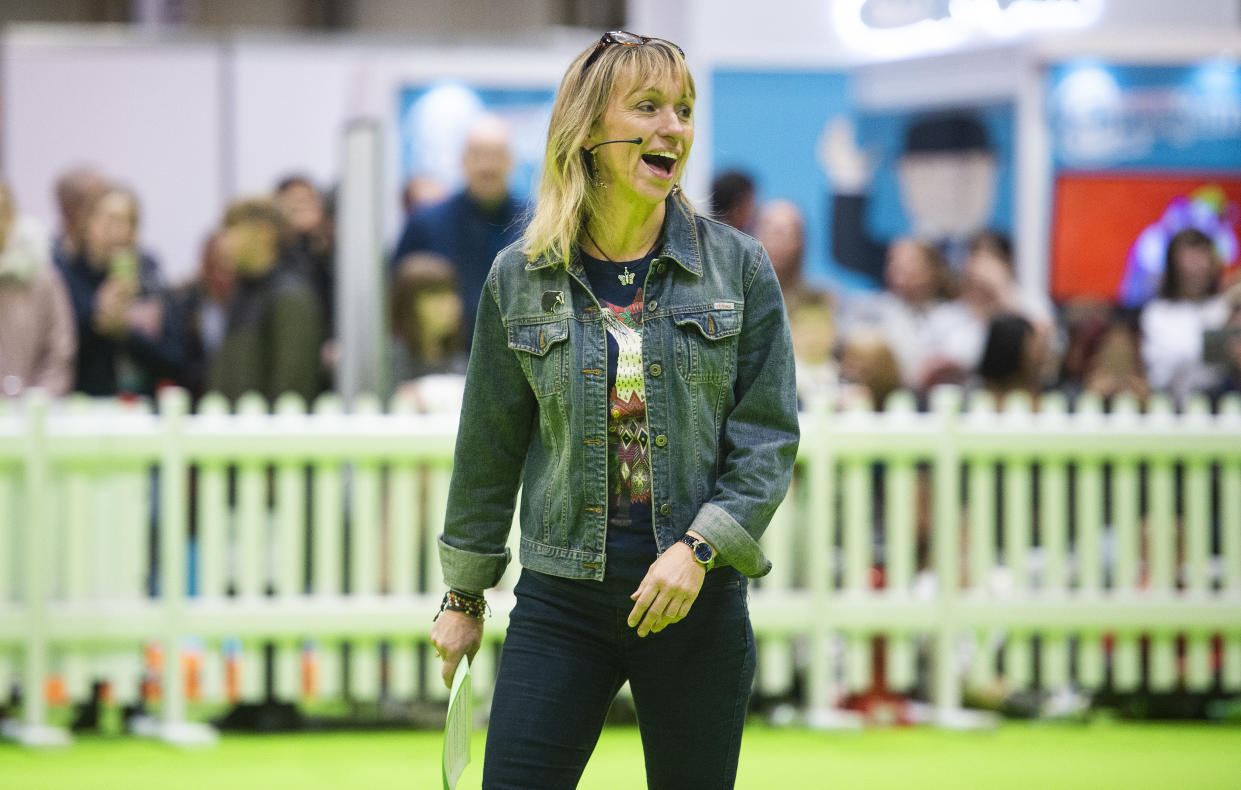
[93,276,137,338]
[430,610,484,688]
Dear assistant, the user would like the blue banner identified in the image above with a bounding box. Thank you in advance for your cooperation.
[1049,60,1241,171]
[397,83,555,201]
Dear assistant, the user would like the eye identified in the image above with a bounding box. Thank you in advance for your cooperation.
[636,101,656,113]
[677,105,693,121]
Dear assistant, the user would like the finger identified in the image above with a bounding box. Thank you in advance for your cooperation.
[441,652,462,689]
[679,596,696,618]
[627,585,658,628]
[647,603,681,634]
[653,594,695,632]
[629,578,649,602]
[637,590,672,637]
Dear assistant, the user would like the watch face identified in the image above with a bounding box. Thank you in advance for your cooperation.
[693,541,714,564]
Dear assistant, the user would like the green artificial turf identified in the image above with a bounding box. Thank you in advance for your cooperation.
[2,720,1238,790]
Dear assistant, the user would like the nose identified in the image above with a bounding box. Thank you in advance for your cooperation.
[656,106,688,139]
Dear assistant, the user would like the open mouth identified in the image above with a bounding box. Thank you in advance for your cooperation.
[641,151,677,177]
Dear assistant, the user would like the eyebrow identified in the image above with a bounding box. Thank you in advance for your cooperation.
[625,85,694,103]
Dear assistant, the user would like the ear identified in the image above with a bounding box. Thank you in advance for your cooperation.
[581,147,598,182]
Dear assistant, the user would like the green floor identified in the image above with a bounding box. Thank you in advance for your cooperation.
[2,721,1239,790]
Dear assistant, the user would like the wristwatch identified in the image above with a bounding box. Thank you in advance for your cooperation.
[678,534,715,567]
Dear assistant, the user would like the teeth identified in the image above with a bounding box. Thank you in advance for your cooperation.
[647,151,678,160]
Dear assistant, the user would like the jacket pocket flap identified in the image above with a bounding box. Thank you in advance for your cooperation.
[507,319,569,356]
[674,308,742,340]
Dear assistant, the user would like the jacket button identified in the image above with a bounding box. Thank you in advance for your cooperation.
[647,300,658,312]
[659,503,671,516]
[649,363,662,377]
[655,434,668,447]
[655,262,666,274]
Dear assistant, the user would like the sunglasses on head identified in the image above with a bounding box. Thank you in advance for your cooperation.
[581,30,685,75]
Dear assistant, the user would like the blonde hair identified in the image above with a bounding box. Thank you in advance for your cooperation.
[522,36,696,267]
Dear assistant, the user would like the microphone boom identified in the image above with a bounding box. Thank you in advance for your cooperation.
[584,137,643,153]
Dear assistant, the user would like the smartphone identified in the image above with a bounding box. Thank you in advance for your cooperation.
[109,250,139,283]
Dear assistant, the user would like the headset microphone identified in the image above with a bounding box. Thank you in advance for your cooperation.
[584,136,643,153]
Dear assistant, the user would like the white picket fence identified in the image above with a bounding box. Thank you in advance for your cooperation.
[0,387,1239,745]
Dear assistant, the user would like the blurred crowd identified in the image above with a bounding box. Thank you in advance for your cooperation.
[713,170,1241,413]
[2,120,1240,414]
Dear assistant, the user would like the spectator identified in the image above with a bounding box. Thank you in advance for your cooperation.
[846,237,954,392]
[922,232,1053,390]
[1059,303,1149,408]
[391,115,525,342]
[58,185,184,397]
[978,313,1048,405]
[0,179,77,397]
[788,290,837,409]
[51,165,108,270]
[274,175,335,335]
[1140,228,1230,403]
[175,231,236,401]
[965,232,1054,326]
[710,170,757,233]
[390,252,467,413]
[1207,286,1241,399]
[754,199,810,300]
[208,198,322,406]
[838,329,902,411]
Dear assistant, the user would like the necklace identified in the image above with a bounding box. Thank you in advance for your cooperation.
[583,226,653,286]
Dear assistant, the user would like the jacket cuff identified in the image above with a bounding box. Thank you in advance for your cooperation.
[688,502,772,578]
[438,535,511,591]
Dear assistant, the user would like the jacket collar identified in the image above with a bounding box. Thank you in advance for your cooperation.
[525,195,703,278]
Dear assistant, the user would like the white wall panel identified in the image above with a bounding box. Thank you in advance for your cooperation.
[2,32,223,284]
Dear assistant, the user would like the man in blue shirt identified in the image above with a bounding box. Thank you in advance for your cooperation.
[391,117,527,346]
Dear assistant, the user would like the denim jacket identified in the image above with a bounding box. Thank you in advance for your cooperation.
[439,197,800,590]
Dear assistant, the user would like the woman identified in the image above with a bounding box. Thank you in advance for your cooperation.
[1140,228,1229,403]
[429,31,799,789]
[58,185,185,396]
[389,252,467,413]
[845,237,954,392]
[0,178,76,397]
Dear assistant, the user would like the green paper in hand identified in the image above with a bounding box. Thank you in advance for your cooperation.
[442,657,472,790]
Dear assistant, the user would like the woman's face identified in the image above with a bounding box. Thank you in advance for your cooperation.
[1172,243,1215,300]
[961,251,1010,317]
[885,240,935,305]
[276,182,324,235]
[589,73,694,206]
[84,191,137,266]
[413,289,464,343]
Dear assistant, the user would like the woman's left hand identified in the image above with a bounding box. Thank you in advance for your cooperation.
[628,535,707,637]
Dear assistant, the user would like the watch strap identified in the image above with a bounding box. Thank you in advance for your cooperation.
[679,534,715,567]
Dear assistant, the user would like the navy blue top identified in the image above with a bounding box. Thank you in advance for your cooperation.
[390,190,527,347]
[580,249,658,583]
[57,252,185,397]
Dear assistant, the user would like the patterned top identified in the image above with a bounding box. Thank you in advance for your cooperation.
[581,250,657,582]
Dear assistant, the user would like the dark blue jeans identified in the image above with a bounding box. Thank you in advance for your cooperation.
[483,567,756,790]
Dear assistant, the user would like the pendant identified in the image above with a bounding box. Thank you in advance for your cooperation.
[618,266,635,286]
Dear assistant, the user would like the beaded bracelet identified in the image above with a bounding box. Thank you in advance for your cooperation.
[435,589,489,621]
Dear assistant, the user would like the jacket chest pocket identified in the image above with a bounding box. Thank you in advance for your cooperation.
[673,307,742,384]
[507,318,570,397]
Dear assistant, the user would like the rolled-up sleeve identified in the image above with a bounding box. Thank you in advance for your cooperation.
[438,269,536,591]
[689,244,800,577]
